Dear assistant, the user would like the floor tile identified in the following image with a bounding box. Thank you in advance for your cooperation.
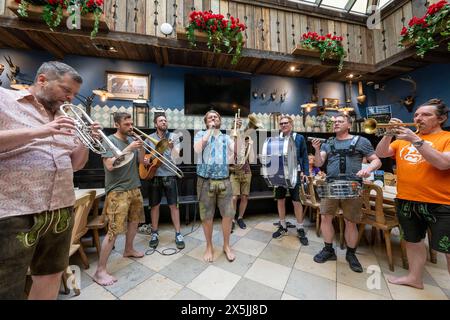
[188,226,218,242]
[212,250,257,276]
[253,221,278,233]
[337,283,391,300]
[159,255,208,286]
[187,243,224,262]
[281,293,300,300]
[381,262,439,288]
[299,240,324,256]
[337,261,391,298]
[71,283,117,300]
[232,225,252,237]
[172,287,209,300]
[213,232,241,247]
[285,269,336,300]
[136,247,183,272]
[425,265,450,290]
[120,273,183,300]
[232,238,267,257]
[187,265,241,300]
[442,287,450,299]
[104,262,155,297]
[387,282,448,300]
[244,258,291,291]
[259,243,299,268]
[84,252,133,278]
[226,278,282,300]
[294,252,336,281]
[269,235,301,251]
[180,235,204,254]
[245,228,274,244]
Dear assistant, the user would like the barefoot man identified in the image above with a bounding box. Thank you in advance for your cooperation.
[376,99,450,288]
[194,110,236,262]
[94,112,146,285]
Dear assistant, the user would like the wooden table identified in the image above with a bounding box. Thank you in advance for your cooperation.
[74,188,106,217]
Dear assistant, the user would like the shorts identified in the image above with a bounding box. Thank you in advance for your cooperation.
[197,177,234,221]
[230,172,252,196]
[149,176,179,206]
[0,207,73,300]
[275,183,301,202]
[320,197,363,223]
[105,188,145,239]
[396,199,450,253]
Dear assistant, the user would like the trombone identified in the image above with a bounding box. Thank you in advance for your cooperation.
[363,118,419,136]
[59,103,134,168]
[132,127,184,178]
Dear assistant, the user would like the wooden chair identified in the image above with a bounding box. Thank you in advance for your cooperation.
[357,183,407,271]
[384,172,396,186]
[86,202,108,257]
[299,176,321,237]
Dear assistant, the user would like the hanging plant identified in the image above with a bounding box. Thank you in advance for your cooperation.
[14,0,104,38]
[185,10,246,65]
[299,32,346,72]
[399,0,450,57]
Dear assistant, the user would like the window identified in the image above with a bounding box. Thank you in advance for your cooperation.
[287,0,395,15]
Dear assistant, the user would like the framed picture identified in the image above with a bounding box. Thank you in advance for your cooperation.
[106,71,150,101]
[323,98,339,109]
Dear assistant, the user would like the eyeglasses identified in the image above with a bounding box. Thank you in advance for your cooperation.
[279,122,290,125]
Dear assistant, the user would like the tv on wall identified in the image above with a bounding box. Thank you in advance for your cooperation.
[184,74,251,116]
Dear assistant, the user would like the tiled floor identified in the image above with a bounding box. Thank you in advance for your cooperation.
[61,213,450,300]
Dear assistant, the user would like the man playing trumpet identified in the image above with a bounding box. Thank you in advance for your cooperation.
[376,99,450,288]
[230,115,261,230]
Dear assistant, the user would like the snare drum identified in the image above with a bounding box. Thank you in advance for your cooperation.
[260,136,298,188]
[315,180,362,199]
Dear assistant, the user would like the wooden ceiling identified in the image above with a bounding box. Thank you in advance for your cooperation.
[0,16,448,83]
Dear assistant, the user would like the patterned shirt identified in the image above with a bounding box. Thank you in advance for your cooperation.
[194,130,232,179]
[0,87,78,219]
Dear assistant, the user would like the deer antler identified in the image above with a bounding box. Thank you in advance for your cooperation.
[399,76,417,112]
[399,76,417,96]
[4,55,19,76]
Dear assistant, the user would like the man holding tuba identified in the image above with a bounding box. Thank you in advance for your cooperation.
[144,114,185,250]
[375,99,450,288]
[230,114,261,230]
[0,61,101,299]
[93,112,146,286]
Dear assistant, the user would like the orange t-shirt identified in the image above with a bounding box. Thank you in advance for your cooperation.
[390,130,450,205]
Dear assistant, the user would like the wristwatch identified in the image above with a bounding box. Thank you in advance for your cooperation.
[412,139,425,148]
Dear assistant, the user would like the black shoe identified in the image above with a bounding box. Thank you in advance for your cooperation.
[346,253,363,273]
[297,228,309,246]
[272,225,288,239]
[313,247,337,263]
[237,218,247,229]
[149,232,159,248]
[231,220,235,234]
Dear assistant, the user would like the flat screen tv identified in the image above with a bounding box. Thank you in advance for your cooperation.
[184,74,251,116]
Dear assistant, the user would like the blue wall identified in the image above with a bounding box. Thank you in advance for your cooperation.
[367,63,450,127]
[0,48,358,117]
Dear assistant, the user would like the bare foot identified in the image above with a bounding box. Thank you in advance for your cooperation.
[93,271,117,286]
[123,249,144,258]
[203,246,214,263]
[223,246,235,262]
[387,275,424,289]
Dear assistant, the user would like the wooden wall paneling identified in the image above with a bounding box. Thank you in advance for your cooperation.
[210,0,220,13]
[0,28,29,49]
[165,0,175,38]
[373,27,385,63]
[126,0,136,33]
[269,8,278,52]
[103,0,115,31]
[228,0,237,18]
[174,0,184,28]
[278,10,287,53]
[411,0,427,18]
[254,6,263,50]
[236,3,246,46]
[25,31,65,59]
[136,0,146,35]
[0,0,5,16]
[202,0,211,12]
[194,0,203,11]
[403,1,413,25]
[346,24,355,62]
[244,4,255,49]
[361,27,369,64]
[327,20,335,37]
[183,0,192,29]
[340,23,349,62]
[286,12,294,53]
[365,29,375,65]
[299,14,307,36]
[219,0,228,16]
[155,0,166,37]
[383,14,395,58]
[320,18,328,36]
[114,0,127,32]
[392,8,404,56]
[262,7,271,51]
[354,25,362,64]
[292,13,300,47]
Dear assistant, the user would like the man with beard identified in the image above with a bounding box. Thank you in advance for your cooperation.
[376,99,450,288]
[145,114,185,250]
[93,112,146,286]
[0,61,101,299]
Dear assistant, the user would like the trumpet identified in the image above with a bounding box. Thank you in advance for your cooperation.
[363,118,419,136]
[232,109,241,138]
[59,103,134,168]
[132,127,184,179]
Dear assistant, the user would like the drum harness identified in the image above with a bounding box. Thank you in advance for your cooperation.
[327,135,361,181]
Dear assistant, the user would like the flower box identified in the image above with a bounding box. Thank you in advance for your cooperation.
[7,0,108,33]
[291,45,320,57]
[176,28,244,47]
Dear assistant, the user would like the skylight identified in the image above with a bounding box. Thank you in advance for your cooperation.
[288,0,395,15]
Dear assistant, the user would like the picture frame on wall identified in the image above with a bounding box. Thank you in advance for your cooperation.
[323,98,339,110]
[106,71,151,101]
